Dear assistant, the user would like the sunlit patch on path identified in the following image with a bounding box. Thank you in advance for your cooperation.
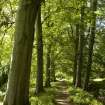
[55,81,73,105]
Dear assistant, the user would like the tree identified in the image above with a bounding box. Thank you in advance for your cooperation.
[45,45,51,87]
[83,0,97,90]
[3,0,40,105]
[35,6,44,95]
[73,24,79,86]
[50,49,56,82]
[75,6,85,88]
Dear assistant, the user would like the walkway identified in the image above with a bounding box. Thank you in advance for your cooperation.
[54,81,73,105]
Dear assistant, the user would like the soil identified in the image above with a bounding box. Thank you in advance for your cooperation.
[54,81,73,105]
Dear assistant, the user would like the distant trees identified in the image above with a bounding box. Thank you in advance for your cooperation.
[73,0,98,90]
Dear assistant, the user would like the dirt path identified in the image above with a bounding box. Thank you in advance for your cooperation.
[54,81,72,105]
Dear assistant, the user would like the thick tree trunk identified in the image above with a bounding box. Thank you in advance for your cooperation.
[75,6,85,88]
[83,0,97,90]
[45,45,51,87]
[3,0,40,105]
[73,24,79,86]
[35,6,44,95]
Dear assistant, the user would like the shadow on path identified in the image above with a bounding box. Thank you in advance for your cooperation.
[54,80,73,105]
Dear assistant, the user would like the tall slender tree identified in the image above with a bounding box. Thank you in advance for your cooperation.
[45,45,51,87]
[75,6,85,88]
[3,0,40,105]
[83,0,97,90]
[35,5,44,95]
[50,50,56,82]
[73,24,79,86]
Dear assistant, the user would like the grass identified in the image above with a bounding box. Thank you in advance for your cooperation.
[30,83,56,105]
[67,86,103,105]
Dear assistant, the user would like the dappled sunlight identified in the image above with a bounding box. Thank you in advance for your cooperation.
[56,99,69,105]
[55,81,71,105]
[0,102,3,105]
[56,71,73,83]
[93,78,105,82]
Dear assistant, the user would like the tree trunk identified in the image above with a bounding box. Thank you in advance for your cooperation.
[35,6,44,95]
[83,0,97,90]
[75,6,85,88]
[51,62,56,82]
[3,0,40,105]
[73,24,79,86]
[45,45,51,87]
[51,53,56,82]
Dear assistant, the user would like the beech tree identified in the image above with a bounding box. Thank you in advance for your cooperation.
[84,0,97,90]
[75,6,85,88]
[3,0,41,105]
[35,6,44,95]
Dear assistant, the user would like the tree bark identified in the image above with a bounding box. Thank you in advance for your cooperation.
[73,24,79,86]
[51,61,56,82]
[35,6,44,95]
[83,0,97,90]
[50,52,56,82]
[75,6,85,88]
[45,45,51,87]
[3,0,40,105]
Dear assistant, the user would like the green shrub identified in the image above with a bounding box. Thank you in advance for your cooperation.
[68,86,103,105]
[30,88,55,105]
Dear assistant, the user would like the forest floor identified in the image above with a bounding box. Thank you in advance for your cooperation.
[54,80,73,105]
[53,79,104,105]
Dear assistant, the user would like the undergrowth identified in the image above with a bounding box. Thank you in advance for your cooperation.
[68,86,103,105]
[30,83,56,105]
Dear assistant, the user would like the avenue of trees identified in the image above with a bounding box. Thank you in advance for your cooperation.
[0,0,105,105]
